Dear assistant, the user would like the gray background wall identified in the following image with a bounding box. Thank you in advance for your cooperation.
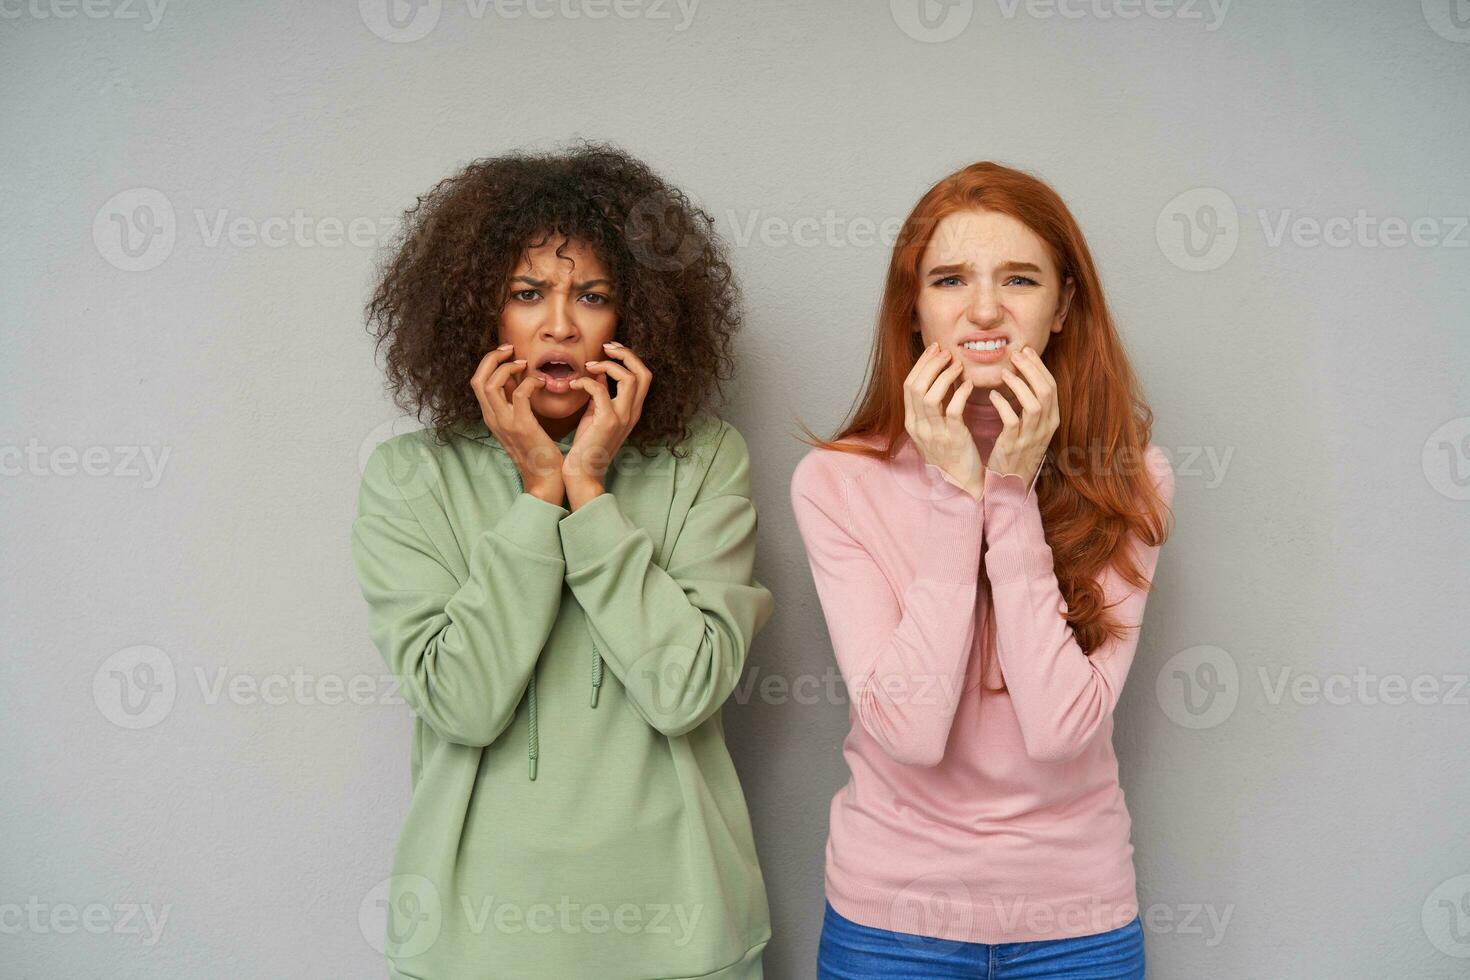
[4,2,1468,977]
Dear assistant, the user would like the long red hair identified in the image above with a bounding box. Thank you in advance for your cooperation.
[798,161,1172,655]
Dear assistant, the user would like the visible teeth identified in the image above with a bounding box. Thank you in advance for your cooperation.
[963,339,1007,351]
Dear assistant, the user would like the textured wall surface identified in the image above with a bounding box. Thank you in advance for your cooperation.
[3,2,1468,976]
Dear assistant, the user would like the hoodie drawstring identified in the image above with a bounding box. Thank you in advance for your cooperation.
[509,466,604,780]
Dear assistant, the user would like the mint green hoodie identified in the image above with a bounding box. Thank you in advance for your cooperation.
[351,413,774,979]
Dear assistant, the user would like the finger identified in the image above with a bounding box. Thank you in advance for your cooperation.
[1012,347,1058,425]
[598,342,650,379]
[912,340,944,368]
[1009,348,1053,402]
[1001,367,1041,417]
[923,359,965,413]
[473,345,519,400]
[903,345,940,430]
[596,343,649,416]
[586,360,637,420]
[572,373,614,420]
[907,347,954,398]
[998,369,1042,446]
[586,359,635,387]
[903,348,944,430]
[471,345,511,391]
[510,369,544,423]
[945,379,975,418]
[472,343,515,380]
[485,358,525,413]
[495,361,532,427]
[990,387,1020,430]
[1014,353,1053,437]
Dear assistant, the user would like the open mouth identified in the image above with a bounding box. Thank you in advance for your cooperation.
[533,354,581,394]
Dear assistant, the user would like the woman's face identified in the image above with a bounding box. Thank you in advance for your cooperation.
[498,235,619,427]
[913,208,1073,401]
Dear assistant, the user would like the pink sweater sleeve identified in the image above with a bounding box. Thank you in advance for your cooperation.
[790,451,985,767]
[981,445,1176,763]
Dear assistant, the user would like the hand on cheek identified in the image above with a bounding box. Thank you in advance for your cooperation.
[985,345,1057,486]
[562,341,653,510]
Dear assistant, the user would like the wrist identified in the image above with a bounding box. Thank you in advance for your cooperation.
[524,479,565,507]
[564,477,605,511]
[934,463,984,502]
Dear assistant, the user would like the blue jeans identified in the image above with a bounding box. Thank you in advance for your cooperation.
[817,900,1145,979]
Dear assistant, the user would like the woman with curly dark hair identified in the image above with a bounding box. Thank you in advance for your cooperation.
[351,143,775,979]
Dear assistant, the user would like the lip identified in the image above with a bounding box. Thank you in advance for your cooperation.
[532,350,584,395]
[955,332,1011,365]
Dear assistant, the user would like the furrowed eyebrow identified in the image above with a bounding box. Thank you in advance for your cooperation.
[508,275,614,292]
[924,261,1045,277]
[998,261,1045,275]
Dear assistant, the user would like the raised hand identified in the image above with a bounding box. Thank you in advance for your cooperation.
[563,340,651,509]
[904,341,983,500]
[470,343,565,504]
[985,344,1057,487]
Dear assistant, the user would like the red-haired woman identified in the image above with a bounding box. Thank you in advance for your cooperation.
[791,161,1175,978]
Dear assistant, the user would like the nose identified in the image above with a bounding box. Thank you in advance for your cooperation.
[541,292,579,342]
[965,285,1002,327]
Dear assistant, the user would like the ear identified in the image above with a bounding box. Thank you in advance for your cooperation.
[1053,277,1076,333]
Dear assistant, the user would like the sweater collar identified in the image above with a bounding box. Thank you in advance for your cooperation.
[457,418,580,451]
[891,394,1005,458]
[962,394,1004,441]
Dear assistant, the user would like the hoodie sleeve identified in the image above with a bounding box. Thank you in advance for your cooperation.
[981,445,1175,763]
[351,437,568,748]
[789,450,986,768]
[556,421,775,737]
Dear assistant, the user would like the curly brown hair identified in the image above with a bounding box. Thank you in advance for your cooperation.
[364,140,743,457]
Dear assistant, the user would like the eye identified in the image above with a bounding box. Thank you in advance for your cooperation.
[1005,275,1039,287]
[511,288,540,302]
[933,275,963,287]
[580,292,611,306]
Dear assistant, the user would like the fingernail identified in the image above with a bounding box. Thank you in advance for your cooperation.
[499,342,513,349]
[587,359,599,365]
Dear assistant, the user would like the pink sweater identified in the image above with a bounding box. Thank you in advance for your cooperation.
[789,398,1175,944]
